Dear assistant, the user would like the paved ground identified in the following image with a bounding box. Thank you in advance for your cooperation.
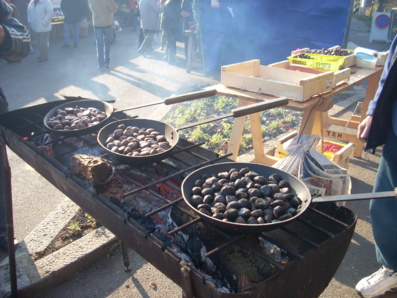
[1,17,397,297]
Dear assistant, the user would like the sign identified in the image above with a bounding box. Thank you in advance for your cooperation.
[370,12,391,42]
[375,14,390,29]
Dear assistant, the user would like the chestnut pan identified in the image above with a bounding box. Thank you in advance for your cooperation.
[181,162,397,233]
[97,98,290,165]
[44,89,218,137]
[43,99,115,137]
[97,118,180,165]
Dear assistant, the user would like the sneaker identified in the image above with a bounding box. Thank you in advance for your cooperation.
[356,266,397,297]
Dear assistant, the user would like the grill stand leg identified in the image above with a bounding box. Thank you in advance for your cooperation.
[181,261,194,298]
[120,240,131,272]
[0,129,17,297]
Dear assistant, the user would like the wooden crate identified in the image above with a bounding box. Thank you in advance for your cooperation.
[269,60,351,88]
[221,60,334,102]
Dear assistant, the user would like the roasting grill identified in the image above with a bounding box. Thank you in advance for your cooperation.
[0,99,357,298]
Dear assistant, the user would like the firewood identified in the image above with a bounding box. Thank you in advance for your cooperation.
[70,154,114,186]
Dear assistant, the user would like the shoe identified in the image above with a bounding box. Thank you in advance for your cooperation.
[356,266,397,297]
[62,44,70,48]
[99,66,107,71]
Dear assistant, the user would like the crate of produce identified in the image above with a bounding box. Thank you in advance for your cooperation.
[269,60,351,88]
[221,59,334,102]
[288,53,346,71]
[291,47,356,69]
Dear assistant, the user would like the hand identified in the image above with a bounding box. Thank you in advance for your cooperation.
[357,115,373,142]
[181,10,190,18]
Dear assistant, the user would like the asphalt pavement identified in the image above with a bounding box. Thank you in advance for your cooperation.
[1,18,397,298]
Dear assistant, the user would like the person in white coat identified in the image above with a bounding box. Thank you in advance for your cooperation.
[27,0,53,61]
[137,0,163,57]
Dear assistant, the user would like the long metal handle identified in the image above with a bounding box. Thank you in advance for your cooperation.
[177,97,288,131]
[163,89,217,105]
[311,187,397,203]
[232,97,289,118]
[121,89,217,112]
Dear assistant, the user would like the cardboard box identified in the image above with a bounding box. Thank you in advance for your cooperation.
[221,60,334,102]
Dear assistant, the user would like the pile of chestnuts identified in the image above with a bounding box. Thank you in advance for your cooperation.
[187,167,302,225]
[47,105,107,131]
[104,123,171,157]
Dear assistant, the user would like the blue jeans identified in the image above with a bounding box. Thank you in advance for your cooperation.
[63,21,80,46]
[94,26,113,68]
[370,129,397,271]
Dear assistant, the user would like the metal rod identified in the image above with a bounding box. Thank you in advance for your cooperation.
[0,129,18,297]
[121,153,233,198]
[312,187,397,203]
[167,218,201,235]
[120,240,131,272]
[177,97,288,131]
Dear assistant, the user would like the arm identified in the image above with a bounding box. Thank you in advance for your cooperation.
[357,34,397,142]
[42,0,53,26]
[0,0,30,63]
[108,0,118,14]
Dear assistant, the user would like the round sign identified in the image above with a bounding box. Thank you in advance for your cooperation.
[375,14,390,29]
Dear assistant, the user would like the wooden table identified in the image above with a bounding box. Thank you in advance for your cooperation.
[207,66,383,165]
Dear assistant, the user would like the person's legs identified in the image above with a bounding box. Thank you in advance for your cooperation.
[63,21,71,46]
[371,129,397,270]
[94,27,105,68]
[167,32,177,63]
[72,22,80,47]
[103,26,113,67]
[356,129,397,297]
[138,29,155,55]
[37,31,50,61]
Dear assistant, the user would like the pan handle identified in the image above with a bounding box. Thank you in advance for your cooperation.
[232,97,289,118]
[163,89,217,105]
[311,187,397,203]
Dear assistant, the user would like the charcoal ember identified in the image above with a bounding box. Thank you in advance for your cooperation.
[70,154,114,186]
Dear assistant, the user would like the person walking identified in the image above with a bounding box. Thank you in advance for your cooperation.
[355,33,397,298]
[137,0,162,57]
[88,0,117,70]
[61,0,88,48]
[0,0,31,251]
[161,0,180,64]
[27,0,52,62]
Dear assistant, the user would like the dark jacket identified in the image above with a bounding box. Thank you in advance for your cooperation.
[365,37,397,151]
[0,0,30,113]
[61,0,89,24]
[0,0,30,62]
[161,0,180,34]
